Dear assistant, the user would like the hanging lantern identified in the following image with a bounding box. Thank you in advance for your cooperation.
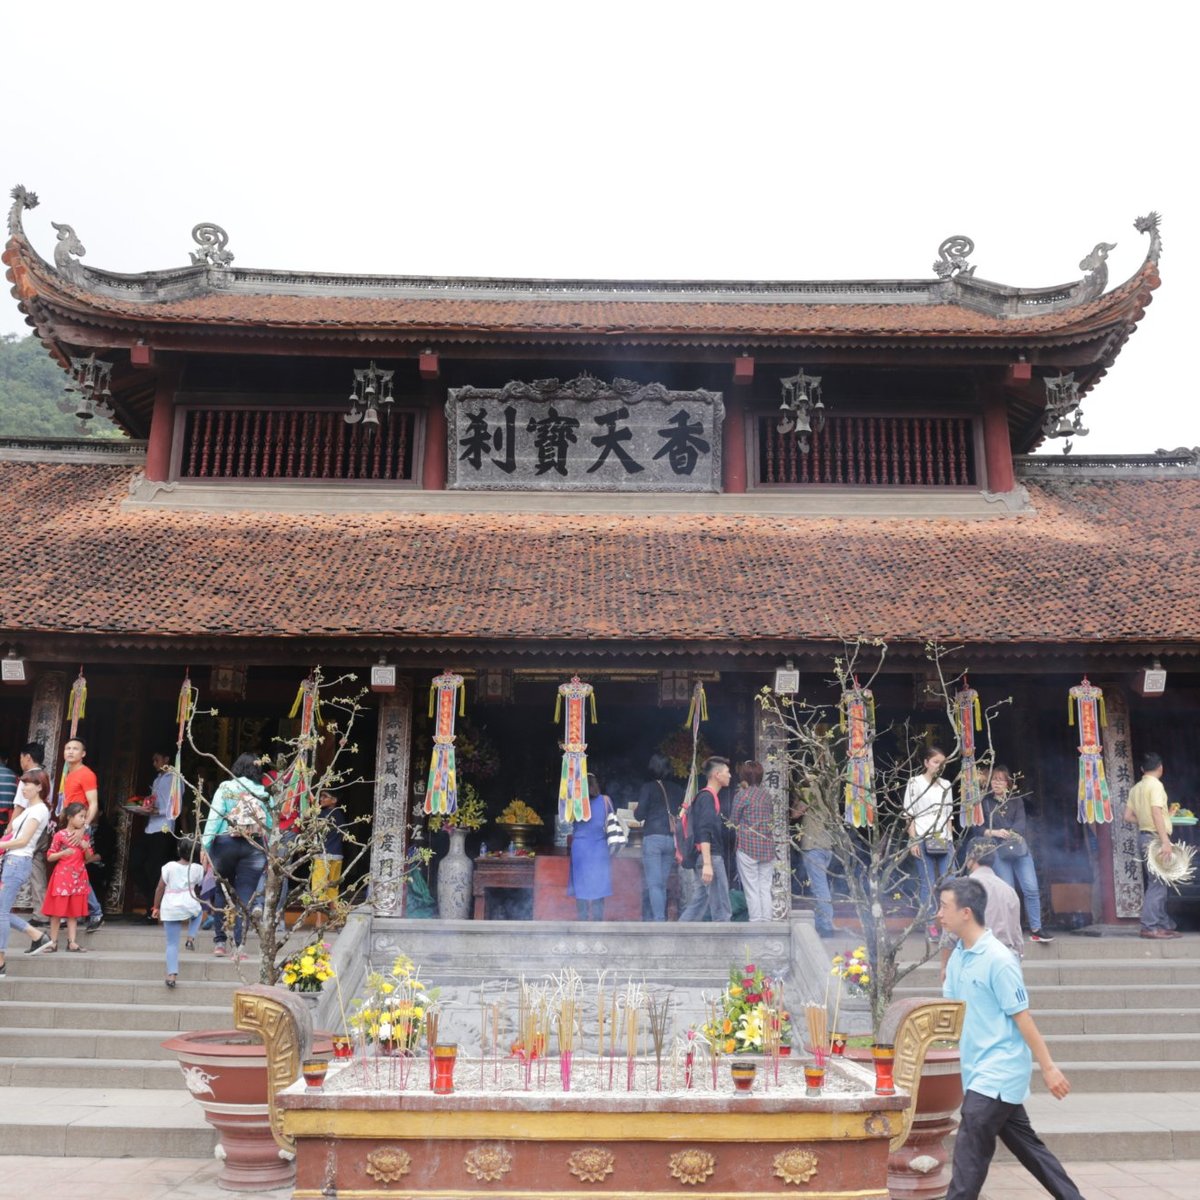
[1068,678,1112,823]
[839,679,876,827]
[425,671,465,816]
[555,676,597,823]
[954,681,984,827]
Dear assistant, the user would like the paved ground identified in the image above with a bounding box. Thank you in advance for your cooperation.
[2,1154,1196,1198]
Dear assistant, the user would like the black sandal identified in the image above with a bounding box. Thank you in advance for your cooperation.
[185,937,196,952]
[165,974,177,989]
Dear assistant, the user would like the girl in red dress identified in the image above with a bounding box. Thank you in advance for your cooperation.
[43,802,94,952]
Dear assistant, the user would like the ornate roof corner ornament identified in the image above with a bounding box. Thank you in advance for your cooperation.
[1135,211,1163,265]
[1042,372,1089,455]
[932,235,976,279]
[49,220,86,276]
[1077,241,1117,301]
[190,222,234,268]
[7,185,39,237]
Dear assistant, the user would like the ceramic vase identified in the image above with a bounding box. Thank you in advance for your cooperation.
[437,828,473,920]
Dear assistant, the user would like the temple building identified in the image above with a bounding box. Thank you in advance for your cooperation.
[2,184,1196,927]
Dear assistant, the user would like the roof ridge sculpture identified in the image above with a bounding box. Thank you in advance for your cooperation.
[2,185,1164,322]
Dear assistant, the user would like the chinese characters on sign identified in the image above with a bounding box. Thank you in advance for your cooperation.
[447,375,724,492]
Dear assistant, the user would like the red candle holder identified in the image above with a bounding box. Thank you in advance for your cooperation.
[729,1059,757,1093]
[803,1065,825,1096]
[331,1036,353,1061]
[301,1059,329,1090]
[432,1043,458,1094]
[778,1043,792,1058]
[831,1033,847,1056]
[871,1043,896,1095]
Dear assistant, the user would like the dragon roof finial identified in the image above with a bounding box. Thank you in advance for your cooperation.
[1134,212,1162,265]
[7,185,39,238]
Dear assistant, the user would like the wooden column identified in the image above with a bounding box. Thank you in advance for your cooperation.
[144,370,179,483]
[722,396,748,494]
[421,382,447,491]
[981,398,1015,493]
[754,698,791,921]
[26,669,67,777]
[371,678,414,915]
[1099,686,1142,922]
[104,681,146,914]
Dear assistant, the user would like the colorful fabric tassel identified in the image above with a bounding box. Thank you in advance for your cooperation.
[1069,678,1112,823]
[57,668,88,814]
[557,676,595,823]
[425,671,465,815]
[169,672,196,820]
[840,680,876,827]
[279,675,321,821]
[955,682,985,827]
[680,681,708,810]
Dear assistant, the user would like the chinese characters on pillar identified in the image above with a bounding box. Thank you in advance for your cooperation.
[447,375,724,492]
[372,681,413,916]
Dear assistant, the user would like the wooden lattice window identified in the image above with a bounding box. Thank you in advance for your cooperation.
[756,414,978,486]
[178,407,417,481]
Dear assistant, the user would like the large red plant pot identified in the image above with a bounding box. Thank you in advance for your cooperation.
[163,988,331,1193]
[163,1029,294,1191]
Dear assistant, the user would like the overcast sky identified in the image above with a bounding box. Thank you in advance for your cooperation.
[4,1,1195,454]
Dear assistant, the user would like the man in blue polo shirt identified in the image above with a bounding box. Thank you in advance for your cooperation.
[939,877,1083,1200]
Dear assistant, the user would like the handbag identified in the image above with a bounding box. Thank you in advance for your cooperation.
[604,800,627,855]
[996,832,1029,860]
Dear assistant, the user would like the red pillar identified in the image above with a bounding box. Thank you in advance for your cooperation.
[982,397,1015,492]
[723,397,747,493]
[421,384,447,490]
[144,371,177,483]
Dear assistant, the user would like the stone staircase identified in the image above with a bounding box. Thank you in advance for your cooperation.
[895,929,1200,1160]
[0,922,252,1157]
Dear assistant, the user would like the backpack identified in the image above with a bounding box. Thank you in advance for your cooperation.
[224,781,268,835]
[675,787,720,869]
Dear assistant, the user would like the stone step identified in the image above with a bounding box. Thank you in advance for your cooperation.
[992,1092,1200,1164]
[1031,1061,1200,1093]
[0,974,240,1006]
[0,1000,229,1032]
[0,1084,215,1157]
[0,1056,189,1089]
[0,949,257,982]
[0,1026,184,1061]
[897,982,1200,1010]
[1031,1033,1200,1063]
[1035,1008,1199,1036]
[902,957,1200,986]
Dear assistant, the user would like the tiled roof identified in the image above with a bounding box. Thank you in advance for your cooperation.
[4,237,1160,345]
[1,463,1197,650]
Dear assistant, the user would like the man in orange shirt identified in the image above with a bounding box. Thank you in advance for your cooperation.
[60,738,104,932]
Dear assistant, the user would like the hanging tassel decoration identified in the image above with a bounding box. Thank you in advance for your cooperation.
[169,671,196,820]
[955,681,985,827]
[680,681,709,810]
[425,671,465,815]
[840,679,876,827]
[279,674,321,821]
[57,667,88,815]
[557,676,595,823]
[1069,678,1112,823]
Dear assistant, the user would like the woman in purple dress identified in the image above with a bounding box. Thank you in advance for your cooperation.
[567,773,612,921]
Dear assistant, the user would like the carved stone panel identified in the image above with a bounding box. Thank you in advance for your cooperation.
[447,374,724,492]
[372,681,413,916]
[755,701,791,921]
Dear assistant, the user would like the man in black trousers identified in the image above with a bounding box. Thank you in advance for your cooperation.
[939,877,1083,1200]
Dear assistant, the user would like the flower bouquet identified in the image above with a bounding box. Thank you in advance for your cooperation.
[349,953,440,1055]
[427,782,486,833]
[282,941,335,993]
[830,946,871,998]
[703,958,791,1055]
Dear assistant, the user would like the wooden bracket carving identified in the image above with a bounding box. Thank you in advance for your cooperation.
[878,998,964,1153]
[232,986,314,1155]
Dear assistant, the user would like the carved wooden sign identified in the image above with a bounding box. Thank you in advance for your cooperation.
[446,374,724,492]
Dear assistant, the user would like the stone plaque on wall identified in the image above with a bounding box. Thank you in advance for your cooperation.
[446,374,724,492]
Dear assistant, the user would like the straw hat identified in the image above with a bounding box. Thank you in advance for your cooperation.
[1146,839,1197,890]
